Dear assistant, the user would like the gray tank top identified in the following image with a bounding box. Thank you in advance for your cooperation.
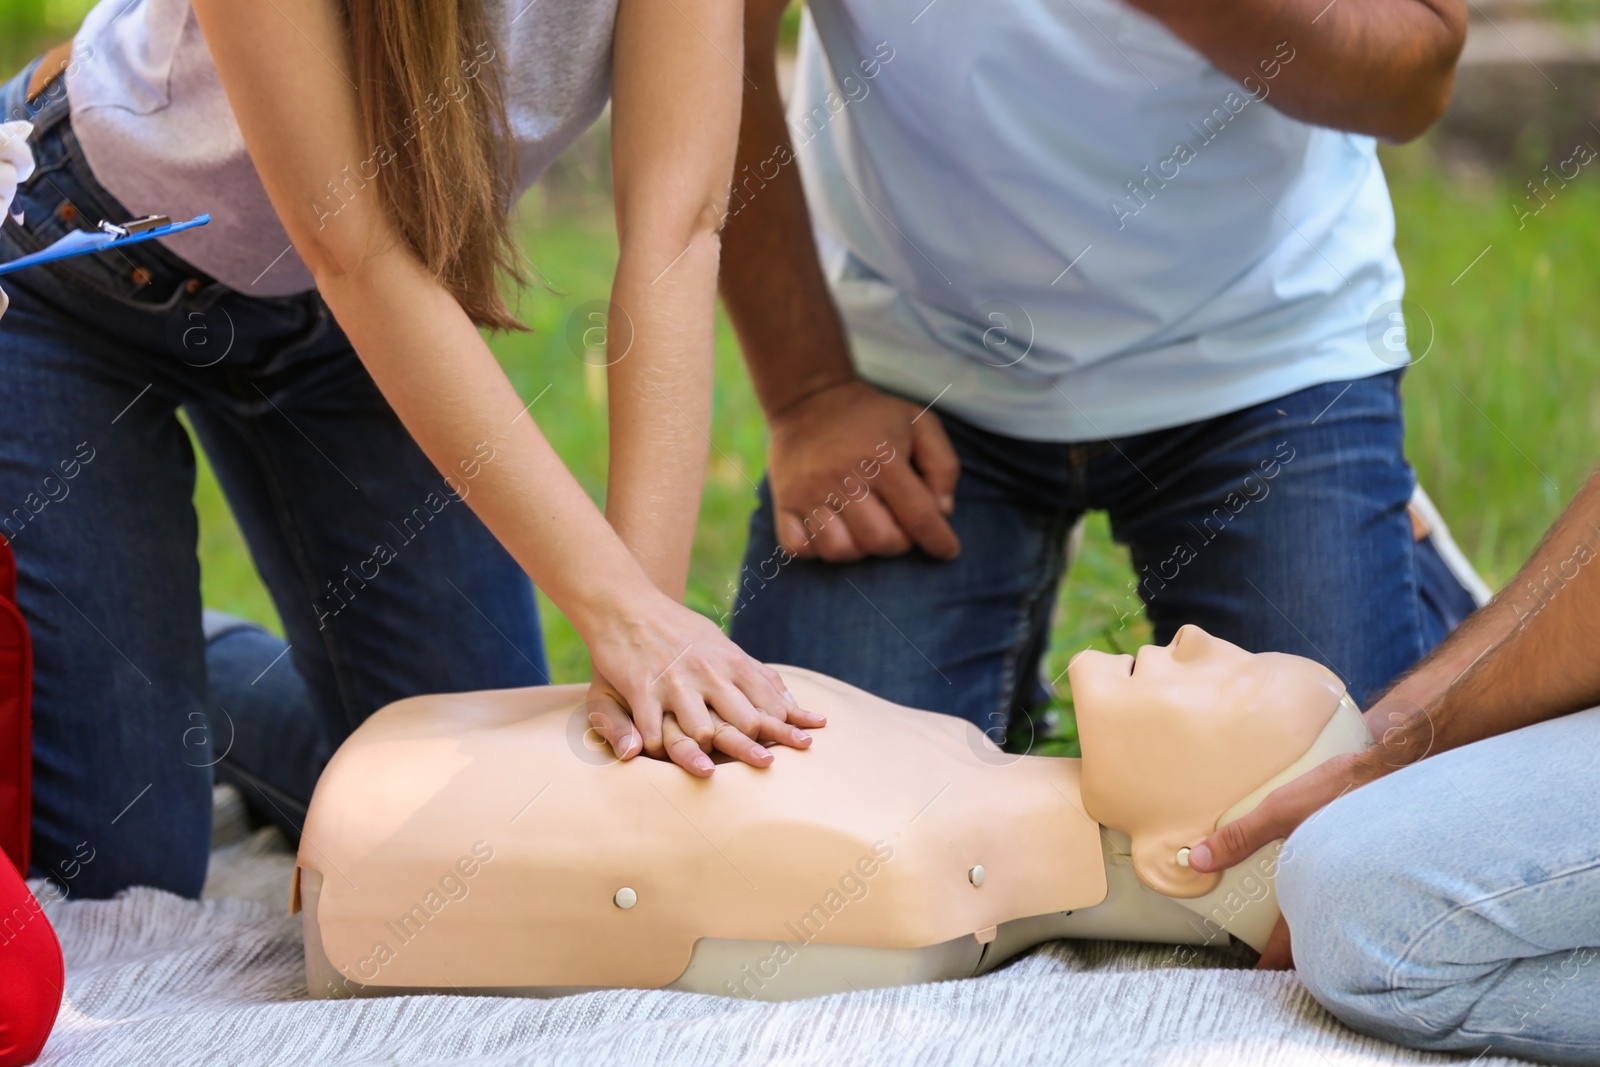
[65,0,616,295]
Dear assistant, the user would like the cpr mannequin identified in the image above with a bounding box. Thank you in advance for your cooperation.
[295,625,1369,1001]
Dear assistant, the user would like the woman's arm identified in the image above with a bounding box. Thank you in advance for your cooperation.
[192,0,816,774]
[591,0,827,766]
[605,0,737,599]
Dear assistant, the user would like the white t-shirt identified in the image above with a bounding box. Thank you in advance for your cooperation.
[65,0,616,295]
[787,0,1408,441]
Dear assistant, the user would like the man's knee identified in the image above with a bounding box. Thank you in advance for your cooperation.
[1279,795,1480,1049]
[1277,793,1439,1020]
[1278,801,1392,1015]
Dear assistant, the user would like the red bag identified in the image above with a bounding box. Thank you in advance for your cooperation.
[0,856,60,1067]
[0,537,31,876]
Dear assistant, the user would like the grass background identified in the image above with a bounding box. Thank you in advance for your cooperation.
[4,6,1599,754]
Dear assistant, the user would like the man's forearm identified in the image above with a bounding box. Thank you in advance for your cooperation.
[1372,470,1600,764]
[1135,0,1466,142]
[719,0,857,421]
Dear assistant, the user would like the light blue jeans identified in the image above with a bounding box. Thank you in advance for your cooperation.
[1281,707,1600,1065]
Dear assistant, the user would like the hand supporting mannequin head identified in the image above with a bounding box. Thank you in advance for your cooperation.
[1069,624,1347,899]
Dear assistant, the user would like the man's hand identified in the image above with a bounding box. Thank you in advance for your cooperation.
[1187,748,1392,969]
[767,380,961,563]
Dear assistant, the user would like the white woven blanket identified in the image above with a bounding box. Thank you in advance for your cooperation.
[32,792,1528,1067]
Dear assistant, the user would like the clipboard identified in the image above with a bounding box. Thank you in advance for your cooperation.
[0,213,210,277]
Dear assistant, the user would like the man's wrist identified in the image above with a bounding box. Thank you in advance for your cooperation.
[761,371,863,426]
[1365,699,1438,772]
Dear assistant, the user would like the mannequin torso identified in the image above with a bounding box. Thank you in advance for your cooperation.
[296,626,1368,1000]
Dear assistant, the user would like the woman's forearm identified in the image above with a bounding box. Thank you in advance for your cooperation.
[315,252,659,637]
[603,237,720,599]
[601,0,743,599]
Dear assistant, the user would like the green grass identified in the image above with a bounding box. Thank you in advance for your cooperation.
[0,1,90,70]
[5,7,1599,755]
[1381,145,1600,577]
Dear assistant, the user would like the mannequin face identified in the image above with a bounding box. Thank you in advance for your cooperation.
[1067,625,1347,898]
[1067,624,1290,721]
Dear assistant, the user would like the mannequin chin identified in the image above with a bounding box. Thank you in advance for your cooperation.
[296,625,1369,1001]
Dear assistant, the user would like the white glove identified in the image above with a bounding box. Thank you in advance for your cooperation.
[0,120,36,320]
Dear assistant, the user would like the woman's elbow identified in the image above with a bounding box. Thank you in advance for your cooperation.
[297,228,375,284]
[299,223,416,292]
[616,184,731,257]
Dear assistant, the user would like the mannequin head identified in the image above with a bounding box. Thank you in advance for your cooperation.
[1068,624,1347,897]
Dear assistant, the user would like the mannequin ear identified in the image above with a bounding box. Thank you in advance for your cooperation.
[1129,827,1221,899]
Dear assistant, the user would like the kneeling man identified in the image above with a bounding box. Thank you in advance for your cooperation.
[1193,470,1600,1064]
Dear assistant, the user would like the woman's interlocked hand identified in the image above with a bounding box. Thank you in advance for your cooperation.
[580,592,826,776]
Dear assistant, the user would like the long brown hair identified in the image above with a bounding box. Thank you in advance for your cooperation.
[345,1,526,330]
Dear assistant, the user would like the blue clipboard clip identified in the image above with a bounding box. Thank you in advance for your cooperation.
[0,213,210,277]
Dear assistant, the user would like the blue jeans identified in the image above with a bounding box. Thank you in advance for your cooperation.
[1281,708,1600,1064]
[1,63,546,899]
[731,375,1475,734]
